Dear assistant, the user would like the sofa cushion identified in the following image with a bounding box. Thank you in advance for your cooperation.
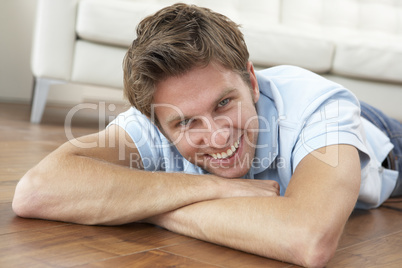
[76,0,281,48]
[281,0,402,36]
[244,26,334,73]
[333,34,402,83]
[71,40,126,88]
[281,0,402,82]
[76,0,164,47]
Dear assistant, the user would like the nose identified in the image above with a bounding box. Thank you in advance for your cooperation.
[203,120,230,148]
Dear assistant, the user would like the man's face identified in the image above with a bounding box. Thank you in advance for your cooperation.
[153,62,260,178]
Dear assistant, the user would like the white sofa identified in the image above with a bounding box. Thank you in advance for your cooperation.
[31,0,402,123]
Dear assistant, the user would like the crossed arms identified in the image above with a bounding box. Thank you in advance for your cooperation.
[13,125,361,267]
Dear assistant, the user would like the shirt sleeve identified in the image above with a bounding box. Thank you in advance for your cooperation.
[292,91,371,171]
[107,107,165,171]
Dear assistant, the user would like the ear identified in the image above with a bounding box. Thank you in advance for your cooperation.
[247,61,260,103]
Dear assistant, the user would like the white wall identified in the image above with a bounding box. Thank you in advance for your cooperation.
[0,0,38,103]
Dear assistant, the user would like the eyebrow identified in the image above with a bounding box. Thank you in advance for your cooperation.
[165,87,237,125]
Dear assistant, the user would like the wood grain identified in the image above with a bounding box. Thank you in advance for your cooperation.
[328,231,402,267]
[161,239,292,268]
[75,250,221,267]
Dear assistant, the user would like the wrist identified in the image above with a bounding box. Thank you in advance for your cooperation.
[203,174,232,199]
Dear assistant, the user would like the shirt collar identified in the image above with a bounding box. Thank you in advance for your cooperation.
[249,74,279,176]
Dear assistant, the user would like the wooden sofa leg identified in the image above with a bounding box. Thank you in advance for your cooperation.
[30,78,64,124]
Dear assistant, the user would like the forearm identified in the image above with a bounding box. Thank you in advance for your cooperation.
[147,197,298,263]
[146,195,350,267]
[13,149,223,225]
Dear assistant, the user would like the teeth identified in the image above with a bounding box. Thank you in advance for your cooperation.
[209,137,241,160]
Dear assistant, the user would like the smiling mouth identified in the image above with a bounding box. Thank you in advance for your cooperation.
[208,136,241,160]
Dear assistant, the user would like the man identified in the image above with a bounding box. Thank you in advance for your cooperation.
[12,3,401,267]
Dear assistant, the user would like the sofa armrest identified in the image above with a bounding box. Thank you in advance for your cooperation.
[31,0,79,81]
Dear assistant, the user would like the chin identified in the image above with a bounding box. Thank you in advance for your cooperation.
[207,167,249,179]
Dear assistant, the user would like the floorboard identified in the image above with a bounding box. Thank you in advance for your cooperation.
[75,250,222,268]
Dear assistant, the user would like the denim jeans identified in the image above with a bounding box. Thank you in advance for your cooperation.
[360,101,402,197]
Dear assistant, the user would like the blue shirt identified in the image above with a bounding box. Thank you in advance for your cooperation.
[109,65,398,209]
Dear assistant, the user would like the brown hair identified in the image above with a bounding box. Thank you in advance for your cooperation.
[123,3,250,118]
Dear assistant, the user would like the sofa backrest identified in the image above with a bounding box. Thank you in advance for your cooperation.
[281,0,402,37]
[76,0,282,48]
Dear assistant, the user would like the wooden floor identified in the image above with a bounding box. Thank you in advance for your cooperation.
[1,102,402,267]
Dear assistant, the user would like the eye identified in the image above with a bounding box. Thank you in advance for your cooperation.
[218,98,230,107]
[178,118,191,127]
